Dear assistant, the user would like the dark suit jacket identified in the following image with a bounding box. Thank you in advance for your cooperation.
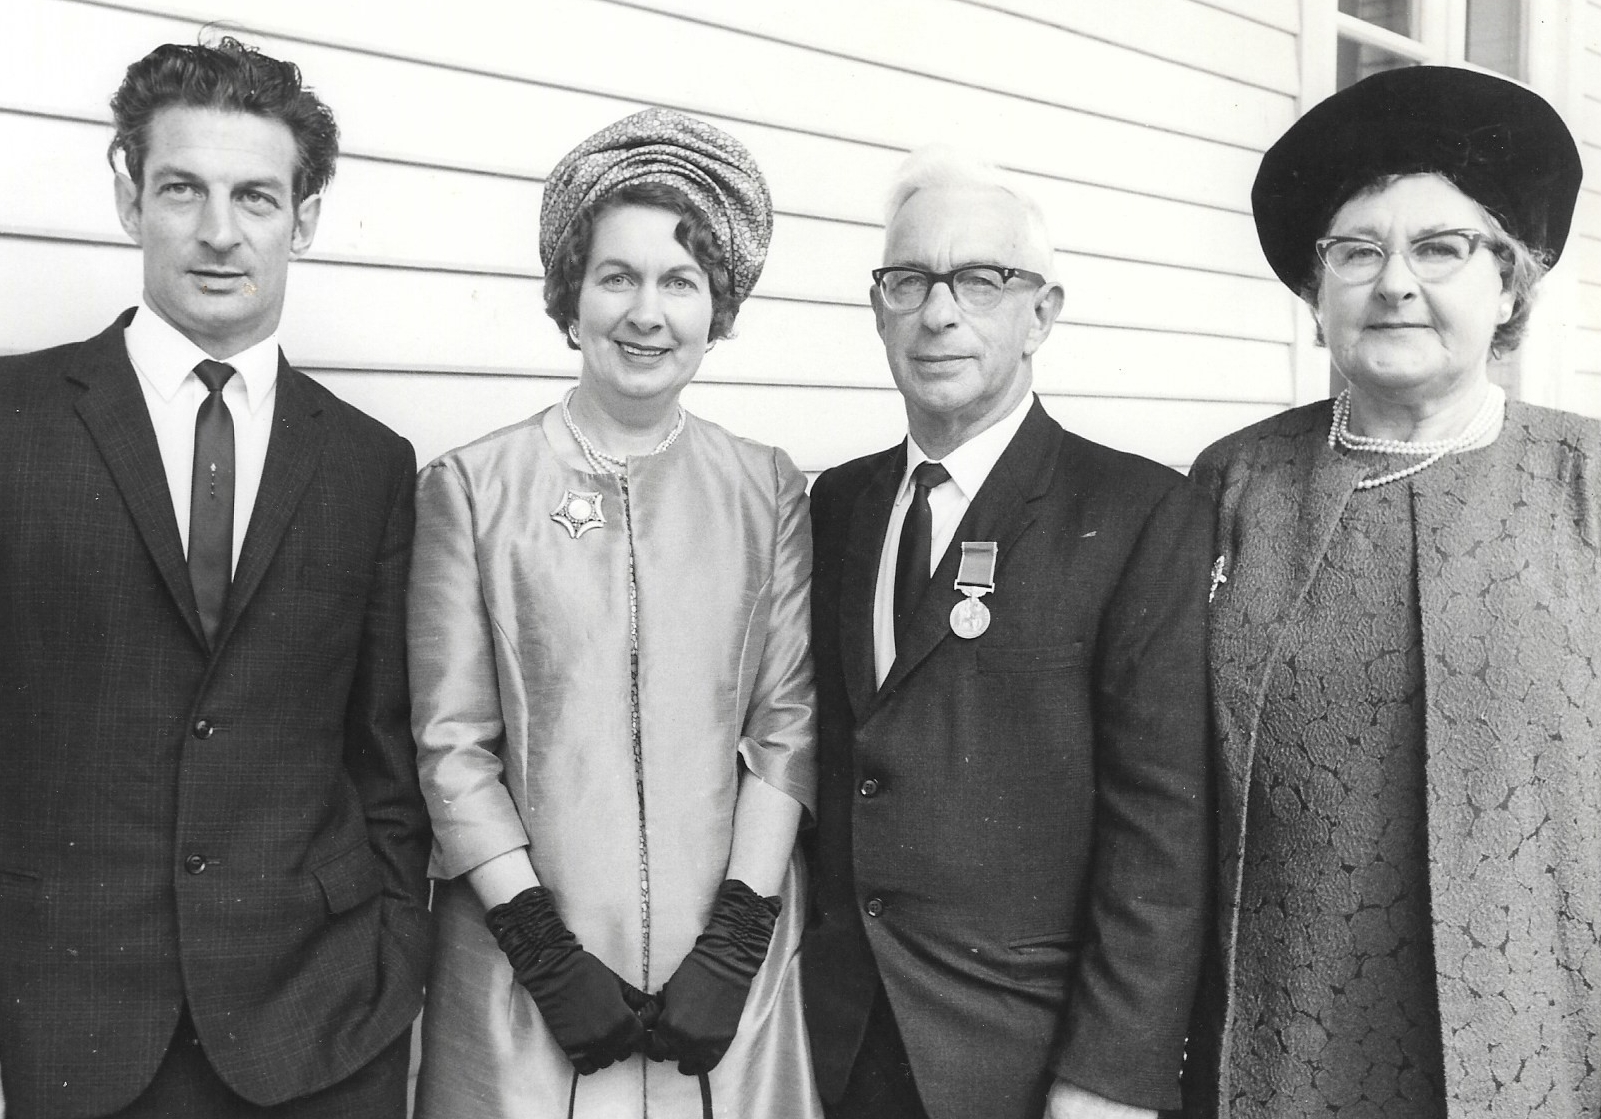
[0,312,432,1119]
[802,400,1214,1119]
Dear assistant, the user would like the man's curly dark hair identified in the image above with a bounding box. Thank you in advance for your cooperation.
[108,35,338,204]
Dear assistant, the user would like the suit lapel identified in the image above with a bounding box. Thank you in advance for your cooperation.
[215,359,325,651]
[69,313,208,649]
[873,400,1062,704]
[839,446,904,722]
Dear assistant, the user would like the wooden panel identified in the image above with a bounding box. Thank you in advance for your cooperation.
[614,0,1297,147]
[1571,235,1601,291]
[1578,281,1601,331]
[309,369,1282,475]
[306,370,574,470]
[23,0,1264,211]
[1575,327,1601,377]
[966,0,1299,91]
[1579,95,1601,146]
[0,109,1273,291]
[1565,367,1601,418]
[1037,327,1292,404]
[0,111,545,277]
[1040,393,1282,467]
[3,233,1291,392]
[1190,0,1300,33]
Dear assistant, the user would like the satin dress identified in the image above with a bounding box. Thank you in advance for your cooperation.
[409,406,821,1119]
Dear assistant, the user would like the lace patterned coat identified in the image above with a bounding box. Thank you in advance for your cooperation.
[1184,399,1601,1118]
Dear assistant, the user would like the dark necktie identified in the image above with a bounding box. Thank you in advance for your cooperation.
[188,359,236,647]
[893,460,950,643]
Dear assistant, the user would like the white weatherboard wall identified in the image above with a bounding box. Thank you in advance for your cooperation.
[1569,0,1601,412]
[1,0,1304,473]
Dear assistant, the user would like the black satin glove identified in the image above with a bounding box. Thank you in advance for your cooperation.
[485,886,648,1074]
[645,878,781,1075]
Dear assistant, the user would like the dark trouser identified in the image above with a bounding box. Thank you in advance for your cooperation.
[824,984,931,1119]
[102,1007,410,1119]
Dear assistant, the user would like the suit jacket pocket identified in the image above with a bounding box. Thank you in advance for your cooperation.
[978,641,1088,674]
[312,842,386,915]
[1003,929,1084,985]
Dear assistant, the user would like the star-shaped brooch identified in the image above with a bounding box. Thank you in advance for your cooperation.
[550,489,606,539]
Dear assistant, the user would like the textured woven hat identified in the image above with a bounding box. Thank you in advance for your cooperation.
[539,107,773,304]
[1253,66,1582,293]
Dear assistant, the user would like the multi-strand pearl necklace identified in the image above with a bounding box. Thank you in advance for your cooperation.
[1328,385,1504,490]
[560,386,686,475]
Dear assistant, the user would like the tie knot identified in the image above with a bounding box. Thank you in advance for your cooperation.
[194,360,236,394]
[912,461,950,492]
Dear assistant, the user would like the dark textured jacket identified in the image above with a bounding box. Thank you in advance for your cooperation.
[803,399,1215,1118]
[0,313,432,1118]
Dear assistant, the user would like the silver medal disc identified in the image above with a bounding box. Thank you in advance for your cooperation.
[950,596,991,639]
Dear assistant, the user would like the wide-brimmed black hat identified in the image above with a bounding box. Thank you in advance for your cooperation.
[1253,65,1582,293]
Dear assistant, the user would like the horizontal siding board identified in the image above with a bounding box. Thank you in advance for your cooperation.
[962,0,1298,91]
[1567,366,1601,418]
[5,236,1291,382]
[3,110,1273,288]
[1572,235,1601,289]
[2,234,1290,399]
[3,0,1308,475]
[1580,95,1601,145]
[607,0,1297,146]
[308,369,1281,475]
[1189,0,1299,33]
[1576,328,1601,377]
[37,0,1265,211]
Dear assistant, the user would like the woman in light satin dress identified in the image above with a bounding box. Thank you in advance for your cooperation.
[409,108,821,1119]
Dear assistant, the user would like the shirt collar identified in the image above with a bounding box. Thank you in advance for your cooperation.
[899,390,1035,503]
[124,300,280,415]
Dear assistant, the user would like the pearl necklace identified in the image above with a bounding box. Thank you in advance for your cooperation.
[1328,385,1504,490]
[561,387,686,475]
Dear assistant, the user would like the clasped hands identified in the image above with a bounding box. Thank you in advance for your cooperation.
[485,879,780,1077]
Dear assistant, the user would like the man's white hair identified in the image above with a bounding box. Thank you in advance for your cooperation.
[883,145,1057,278]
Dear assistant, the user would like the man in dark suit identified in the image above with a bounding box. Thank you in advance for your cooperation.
[0,38,430,1119]
[802,148,1213,1119]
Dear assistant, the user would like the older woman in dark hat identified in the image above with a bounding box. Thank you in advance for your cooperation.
[408,108,820,1119]
[1185,68,1595,1118]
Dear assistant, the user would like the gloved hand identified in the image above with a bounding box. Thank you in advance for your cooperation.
[484,886,648,1074]
[645,879,780,1075]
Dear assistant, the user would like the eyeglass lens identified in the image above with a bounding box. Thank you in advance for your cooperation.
[879,267,1010,312]
[1319,231,1484,283]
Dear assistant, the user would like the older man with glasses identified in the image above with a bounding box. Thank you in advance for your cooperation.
[801,147,1215,1119]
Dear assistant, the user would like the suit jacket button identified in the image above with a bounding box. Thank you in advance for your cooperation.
[184,854,208,875]
[192,719,213,740]
[859,778,880,798]
[865,897,883,918]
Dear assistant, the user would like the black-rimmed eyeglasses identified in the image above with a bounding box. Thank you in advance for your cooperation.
[872,265,1047,313]
[1314,229,1501,285]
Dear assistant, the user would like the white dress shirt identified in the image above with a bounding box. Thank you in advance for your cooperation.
[124,302,280,574]
[873,391,1034,685]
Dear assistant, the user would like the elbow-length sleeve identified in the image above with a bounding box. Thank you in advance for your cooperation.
[734,448,818,817]
[409,459,530,879]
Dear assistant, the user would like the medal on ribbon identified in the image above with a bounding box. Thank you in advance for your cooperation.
[950,541,997,639]
[550,489,606,539]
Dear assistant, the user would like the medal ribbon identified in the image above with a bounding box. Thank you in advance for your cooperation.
[954,541,997,596]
